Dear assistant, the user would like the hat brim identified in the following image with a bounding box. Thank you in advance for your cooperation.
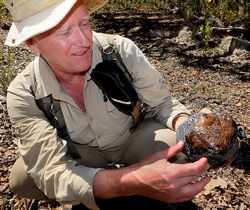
[5,0,108,47]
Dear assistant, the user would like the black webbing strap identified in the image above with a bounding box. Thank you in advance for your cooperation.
[35,95,81,159]
[96,40,133,82]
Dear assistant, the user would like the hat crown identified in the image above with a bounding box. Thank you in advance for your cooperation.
[4,0,108,46]
[5,0,108,21]
[5,0,65,21]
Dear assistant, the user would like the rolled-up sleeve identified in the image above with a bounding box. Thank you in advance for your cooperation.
[117,36,190,129]
[7,75,100,210]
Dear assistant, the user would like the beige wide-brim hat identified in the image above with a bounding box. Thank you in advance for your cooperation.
[5,0,108,47]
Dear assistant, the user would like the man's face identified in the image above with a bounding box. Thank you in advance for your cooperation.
[31,3,93,75]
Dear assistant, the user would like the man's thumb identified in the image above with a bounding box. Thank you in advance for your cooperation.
[166,142,184,159]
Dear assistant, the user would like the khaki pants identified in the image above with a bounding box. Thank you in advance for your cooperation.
[9,119,186,200]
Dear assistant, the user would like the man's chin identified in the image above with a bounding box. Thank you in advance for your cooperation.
[72,65,91,75]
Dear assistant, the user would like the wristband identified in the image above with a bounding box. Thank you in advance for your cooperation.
[172,112,190,130]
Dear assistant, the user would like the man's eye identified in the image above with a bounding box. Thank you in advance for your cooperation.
[60,31,70,36]
[80,22,90,29]
[57,29,71,37]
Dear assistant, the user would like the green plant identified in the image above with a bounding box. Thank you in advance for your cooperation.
[199,21,213,47]
[0,0,4,7]
[177,0,207,19]
[0,0,11,25]
[0,43,18,96]
[106,0,171,10]
[107,0,250,24]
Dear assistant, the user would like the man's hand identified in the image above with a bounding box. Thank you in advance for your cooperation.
[199,108,212,114]
[94,143,210,203]
[122,143,210,203]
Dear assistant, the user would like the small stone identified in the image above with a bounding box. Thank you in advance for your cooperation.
[0,183,8,193]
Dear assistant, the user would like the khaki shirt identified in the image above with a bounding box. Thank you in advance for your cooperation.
[7,32,190,209]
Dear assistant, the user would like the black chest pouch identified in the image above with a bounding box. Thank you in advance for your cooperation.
[91,60,138,115]
[91,60,145,130]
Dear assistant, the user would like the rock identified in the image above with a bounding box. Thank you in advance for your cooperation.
[127,26,143,34]
[0,184,8,193]
[179,112,242,168]
[219,36,250,54]
[207,16,224,28]
[1,23,10,31]
[0,95,6,102]
[203,177,228,195]
[175,26,195,46]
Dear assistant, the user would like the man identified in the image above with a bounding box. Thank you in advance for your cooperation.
[5,0,210,209]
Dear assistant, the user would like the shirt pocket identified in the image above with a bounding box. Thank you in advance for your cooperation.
[69,124,96,145]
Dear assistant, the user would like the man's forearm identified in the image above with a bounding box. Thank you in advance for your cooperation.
[93,165,139,199]
[92,151,166,199]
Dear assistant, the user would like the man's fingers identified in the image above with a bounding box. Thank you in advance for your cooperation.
[137,143,183,165]
[178,176,210,201]
[172,175,201,189]
[176,158,209,177]
[165,142,184,159]
[199,108,212,114]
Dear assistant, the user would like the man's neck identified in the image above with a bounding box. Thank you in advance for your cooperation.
[53,69,87,112]
[54,70,86,86]
[61,78,86,112]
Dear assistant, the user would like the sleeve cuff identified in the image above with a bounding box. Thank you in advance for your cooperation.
[167,111,191,130]
[79,168,102,210]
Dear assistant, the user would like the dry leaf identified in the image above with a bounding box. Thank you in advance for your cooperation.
[203,177,228,195]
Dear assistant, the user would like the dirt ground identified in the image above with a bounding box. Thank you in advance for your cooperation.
[0,10,250,210]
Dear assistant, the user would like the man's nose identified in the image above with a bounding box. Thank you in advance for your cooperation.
[72,27,90,46]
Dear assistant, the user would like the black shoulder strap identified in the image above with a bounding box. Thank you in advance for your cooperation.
[94,34,133,82]
[31,59,81,160]
[35,95,81,159]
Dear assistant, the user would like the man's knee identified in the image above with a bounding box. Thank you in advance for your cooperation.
[154,128,177,146]
[9,158,48,200]
[9,158,26,193]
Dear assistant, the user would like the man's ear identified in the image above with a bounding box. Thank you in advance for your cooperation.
[26,38,40,54]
